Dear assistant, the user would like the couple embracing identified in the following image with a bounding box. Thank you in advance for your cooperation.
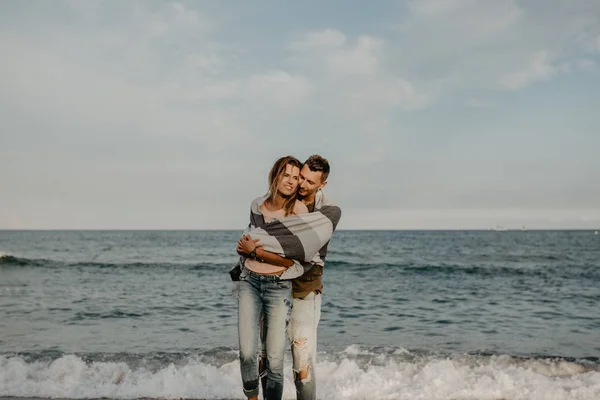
[231,155,341,400]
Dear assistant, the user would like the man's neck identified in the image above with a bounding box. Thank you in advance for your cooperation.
[301,192,318,212]
[301,192,316,206]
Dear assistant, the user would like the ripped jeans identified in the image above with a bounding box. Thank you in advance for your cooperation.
[237,270,292,400]
[288,292,322,400]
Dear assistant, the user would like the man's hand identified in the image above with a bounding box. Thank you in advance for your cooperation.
[237,234,263,257]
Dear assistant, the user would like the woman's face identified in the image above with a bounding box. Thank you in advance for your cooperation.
[276,163,301,197]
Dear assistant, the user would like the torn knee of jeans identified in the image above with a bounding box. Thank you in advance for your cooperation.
[291,337,311,382]
[295,365,311,382]
[293,337,307,346]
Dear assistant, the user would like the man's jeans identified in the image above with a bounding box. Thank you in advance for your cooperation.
[289,292,322,400]
[237,271,292,400]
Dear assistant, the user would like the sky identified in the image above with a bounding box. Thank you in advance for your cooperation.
[1,0,599,230]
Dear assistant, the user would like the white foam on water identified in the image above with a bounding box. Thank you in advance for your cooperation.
[1,353,599,399]
[342,344,376,356]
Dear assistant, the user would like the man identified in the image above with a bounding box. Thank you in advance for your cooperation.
[288,154,331,400]
[238,155,336,400]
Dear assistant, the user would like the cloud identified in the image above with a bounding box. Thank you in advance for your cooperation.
[499,51,558,90]
[244,71,313,110]
[393,0,600,95]
[289,29,431,110]
[289,28,347,50]
[188,71,312,111]
[290,30,381,76]
[287,29,432,167]
[327,36,382,76]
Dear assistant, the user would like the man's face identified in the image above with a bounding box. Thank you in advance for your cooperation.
[277,163,301,197]
[299,164,327,198]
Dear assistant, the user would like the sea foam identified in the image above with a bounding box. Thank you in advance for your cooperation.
[1,351,599,399]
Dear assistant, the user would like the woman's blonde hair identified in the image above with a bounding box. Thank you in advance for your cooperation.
[267,156,302,216]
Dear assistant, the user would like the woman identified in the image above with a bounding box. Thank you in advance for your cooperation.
[235,156,308,400]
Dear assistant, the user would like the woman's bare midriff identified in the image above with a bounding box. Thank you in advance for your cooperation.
[244,204,288,275]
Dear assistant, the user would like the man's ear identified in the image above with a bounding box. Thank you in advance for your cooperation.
[319,181,327,190]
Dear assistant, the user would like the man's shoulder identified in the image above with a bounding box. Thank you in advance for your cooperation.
[313,192,341,228]
[314,191,339,210]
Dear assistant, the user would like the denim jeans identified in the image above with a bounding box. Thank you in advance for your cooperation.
[288,292,322,400]
[237,270,292,400]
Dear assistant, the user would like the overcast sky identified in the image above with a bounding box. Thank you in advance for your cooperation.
[1,0,599,230]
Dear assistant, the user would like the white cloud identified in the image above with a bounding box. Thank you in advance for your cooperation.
[499,51,558,90]
[290,30,382,76]
[290,29,347,50]
[188,71,313,110]
[286,29,432,168]
[325,36,382,76]
[244,71,313,110]
[190,81,238,101]
[393,0,599,96]
[187,53,222,73]
[289,29,430,110]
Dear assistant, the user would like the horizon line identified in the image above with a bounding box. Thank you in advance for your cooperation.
[1,228,599,232]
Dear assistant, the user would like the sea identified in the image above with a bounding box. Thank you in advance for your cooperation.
[0,230,599,400]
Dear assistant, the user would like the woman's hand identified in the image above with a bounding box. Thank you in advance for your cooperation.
[237,235,263,257]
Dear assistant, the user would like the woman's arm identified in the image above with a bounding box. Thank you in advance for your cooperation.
[237,235,294,267]
[255,248,294,267]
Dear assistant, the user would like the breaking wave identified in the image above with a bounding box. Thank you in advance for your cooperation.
[1,347,599,399]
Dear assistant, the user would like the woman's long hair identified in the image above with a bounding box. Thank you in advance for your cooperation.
[267,156,302,216]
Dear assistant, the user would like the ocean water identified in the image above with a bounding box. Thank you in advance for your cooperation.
[1,230,599,399]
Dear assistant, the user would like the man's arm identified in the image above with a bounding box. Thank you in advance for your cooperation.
[237,235,294,267]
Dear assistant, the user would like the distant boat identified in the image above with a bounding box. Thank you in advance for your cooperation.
[522,225,527,231]
[491,225,508,232]
[595,230,599,235]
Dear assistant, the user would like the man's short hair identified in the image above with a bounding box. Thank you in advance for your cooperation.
[304,154,330,182]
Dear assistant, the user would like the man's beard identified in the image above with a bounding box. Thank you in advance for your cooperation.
[298,190,314,200]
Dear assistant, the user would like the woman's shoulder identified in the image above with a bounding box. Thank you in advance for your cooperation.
[293,200,309,215]
[251,195,269,212]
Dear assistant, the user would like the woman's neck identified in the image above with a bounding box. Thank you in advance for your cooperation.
[265,193,287,211]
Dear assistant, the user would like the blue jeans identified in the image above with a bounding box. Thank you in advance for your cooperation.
[237,270,292,400]
[289,292,322,400]
[260,292,322,400]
